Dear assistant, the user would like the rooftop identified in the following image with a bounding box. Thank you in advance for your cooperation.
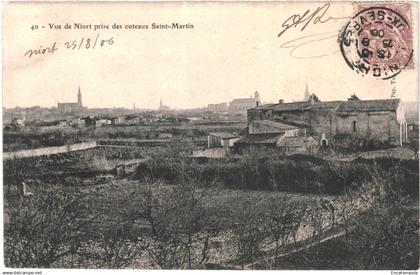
[236,133,281,145]
[249,120,298,135]
[260,101,311,112]
[208,132,239,139]
[256,98,401,113]
[336,99,401,113]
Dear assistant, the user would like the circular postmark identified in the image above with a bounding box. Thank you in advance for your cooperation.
[340,6,413,80]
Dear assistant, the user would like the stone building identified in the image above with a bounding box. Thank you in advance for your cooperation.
[207,132,239,149]
[334,99,407,147]
[235,119,319,154]
[229,91,260,114]
[159,98,170,112]
[192,132,239,159]
[208,103,228,112]
[57,87,84,113]
[247,94,407,148]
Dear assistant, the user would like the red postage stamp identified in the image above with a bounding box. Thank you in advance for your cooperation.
[340,3,414,79]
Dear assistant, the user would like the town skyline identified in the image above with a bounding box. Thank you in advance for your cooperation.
[4,83,419,110]
[4,3,418,110]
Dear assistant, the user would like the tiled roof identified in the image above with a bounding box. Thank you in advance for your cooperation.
[258,103,277,109]
[208,132,239,139]
[255,99,401,113]
[260,101,311,111]
[259,101,341,111]
[236,133,281,144]
[308,101,342,109]
[336,99,401,113]
[271,118,310,128]
[251,120,297,130]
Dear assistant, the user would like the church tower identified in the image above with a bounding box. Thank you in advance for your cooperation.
[254,91,260,101]
[304,84,309,101]
[77,86,83,107]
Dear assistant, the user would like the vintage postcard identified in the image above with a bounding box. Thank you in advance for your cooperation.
[2,1,419,271]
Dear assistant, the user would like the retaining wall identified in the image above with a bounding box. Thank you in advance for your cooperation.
[3,141,97,160]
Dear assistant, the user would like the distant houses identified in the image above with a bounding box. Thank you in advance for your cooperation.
[192,132,239,159]
[208,103,228,113]
[207,91,261,115]
[159,98,170,112]
[3,85,414,157]
[111,116,125,125]
[229,91,261,114]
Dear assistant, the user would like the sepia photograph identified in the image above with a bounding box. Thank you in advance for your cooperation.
[2,1,419,271]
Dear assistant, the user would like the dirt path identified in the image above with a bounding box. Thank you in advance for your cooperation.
[242,228,346,269]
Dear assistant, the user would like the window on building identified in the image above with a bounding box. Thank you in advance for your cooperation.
[352,121,357,132]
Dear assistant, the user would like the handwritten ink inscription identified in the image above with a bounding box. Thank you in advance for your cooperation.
[277,3,350,38]
[24,33,114,58]
[276,3,351,59]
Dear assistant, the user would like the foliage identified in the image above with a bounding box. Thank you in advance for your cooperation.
[347,94,360,101]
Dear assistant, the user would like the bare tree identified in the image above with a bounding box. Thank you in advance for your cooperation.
[4,188,94,268]
[303,199,328,266]
[346,162,418,269]
[264,197,302,264]
[79,211,143,269]
[129,179,214,269]
[349,202,417,269]
[229,195,268,269]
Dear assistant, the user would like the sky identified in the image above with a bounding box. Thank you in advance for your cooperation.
[3,2,419,109]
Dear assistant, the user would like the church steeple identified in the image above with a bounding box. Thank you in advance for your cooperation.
[304,84,309,101]
[77,86,82,106]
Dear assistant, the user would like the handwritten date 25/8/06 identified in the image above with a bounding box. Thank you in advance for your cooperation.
[64,34,114,50]
[24,33,114,58]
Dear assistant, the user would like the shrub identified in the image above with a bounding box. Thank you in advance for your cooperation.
[136,155,418,196]
[4,188,94,268]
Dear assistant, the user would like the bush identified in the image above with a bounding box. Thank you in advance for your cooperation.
[136,155,418,196]
[4,188,94,268]
[348,204,418,269]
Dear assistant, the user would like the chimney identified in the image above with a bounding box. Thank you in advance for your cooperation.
[279,99,284,104]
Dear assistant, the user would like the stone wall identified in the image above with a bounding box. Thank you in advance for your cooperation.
[308,108,336,139]
[335,111,403,146]
[4,141,97,160]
